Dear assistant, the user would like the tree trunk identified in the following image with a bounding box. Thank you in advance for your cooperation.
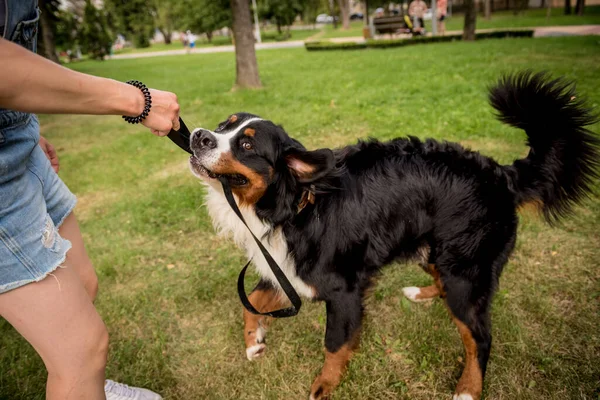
[338,0,351,29]
[575,0,584,14]
[564,0,571,14]
[206,31,213,43]
[463,0,477,40]
[230,0,262,89]
[38,0,60,63]
[484,0,491,19]
[158,28,172,44]
[329,0,338,29]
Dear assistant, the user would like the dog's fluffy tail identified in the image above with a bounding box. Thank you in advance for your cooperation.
[490,71,600,224]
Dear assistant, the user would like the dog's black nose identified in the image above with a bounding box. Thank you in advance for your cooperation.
[193,129,217,150]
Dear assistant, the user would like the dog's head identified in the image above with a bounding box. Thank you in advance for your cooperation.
[189,113,335,221]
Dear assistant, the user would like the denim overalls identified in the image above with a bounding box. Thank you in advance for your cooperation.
[0,0,77,293]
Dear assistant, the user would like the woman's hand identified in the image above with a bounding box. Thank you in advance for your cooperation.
[39,136,59,173]
[142,89,180,136]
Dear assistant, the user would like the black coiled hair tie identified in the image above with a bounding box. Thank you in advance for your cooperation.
[122,80,152,124]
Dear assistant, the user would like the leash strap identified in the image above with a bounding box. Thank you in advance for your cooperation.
[167,117,193,154]
[219,178,302,318]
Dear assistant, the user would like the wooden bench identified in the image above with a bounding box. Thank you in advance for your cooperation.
[373,16,407,36]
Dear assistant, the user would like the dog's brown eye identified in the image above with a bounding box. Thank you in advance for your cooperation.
[242,142,253,151]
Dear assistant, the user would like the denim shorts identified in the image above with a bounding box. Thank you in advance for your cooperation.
[0,112,77,294]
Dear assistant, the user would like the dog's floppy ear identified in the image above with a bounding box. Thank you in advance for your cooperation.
[285,148,335,183]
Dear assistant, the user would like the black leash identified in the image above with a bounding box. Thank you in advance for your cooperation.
[167,117,302,318]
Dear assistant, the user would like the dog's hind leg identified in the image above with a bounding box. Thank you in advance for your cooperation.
[309,290,363,400]
[403,256,446,302]
[442,274,492,400]
[243,279,289,360]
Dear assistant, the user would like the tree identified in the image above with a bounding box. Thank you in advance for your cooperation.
[575,0,585,14]
[153,0,177,44]
[328,0,339,29]
[259,0,305,35]
[463,0,477,40]
[484,0,491,20]
[179,0,232,42]
[54,7,80,57]
[338,0,350,29]
[565,0,572,14]
[104,0,154,48]
[38,0,61,63]
[79,0,113,59]
[231,0,262,88]
[303,0,325,27]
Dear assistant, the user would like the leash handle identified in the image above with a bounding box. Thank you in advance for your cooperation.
[167,117,193,154]
[220,178,302,318]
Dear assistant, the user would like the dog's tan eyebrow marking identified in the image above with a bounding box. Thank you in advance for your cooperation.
[229,115,238,123]
[244,128,256,137]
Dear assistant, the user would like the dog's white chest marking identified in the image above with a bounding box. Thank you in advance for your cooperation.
[204,186,315,299]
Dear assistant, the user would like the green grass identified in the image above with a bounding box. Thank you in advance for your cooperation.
[114,29,319,55]
[319,6,600,39]
[444,5,600,31]
[1,36,599,400]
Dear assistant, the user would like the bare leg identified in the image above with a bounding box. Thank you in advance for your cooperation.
[0,264,108,400]
[58,212,98,301]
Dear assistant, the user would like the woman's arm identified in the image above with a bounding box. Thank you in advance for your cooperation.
[0,38,180,135]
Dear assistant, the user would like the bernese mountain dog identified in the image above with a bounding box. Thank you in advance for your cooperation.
[188,72,599,400]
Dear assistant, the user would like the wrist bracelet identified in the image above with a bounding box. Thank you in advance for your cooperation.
[122,80,152,124]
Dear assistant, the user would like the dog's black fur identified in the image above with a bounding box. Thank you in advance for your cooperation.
[191,72,599,399]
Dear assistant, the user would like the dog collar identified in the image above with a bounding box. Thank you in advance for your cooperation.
[297,185,316,213]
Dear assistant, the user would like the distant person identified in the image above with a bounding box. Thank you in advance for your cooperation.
[186,30,196,54]
[180,31,188,48]
[437,0,448,35]
[409,0,428,31]
[374,7,385,18]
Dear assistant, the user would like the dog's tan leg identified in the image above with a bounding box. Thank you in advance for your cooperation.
[243,281,288,360]
[451,317,483,400]
[309,342,357,400]
[309,292,363,400]
[403,263,446,302]
[442,276,491,400]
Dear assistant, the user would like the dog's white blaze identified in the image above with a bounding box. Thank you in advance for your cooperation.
[205,185,316,299]
[191,118,263,170]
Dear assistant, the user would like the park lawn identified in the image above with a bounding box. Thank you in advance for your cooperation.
[319,5,600,39]
[444,5,600,31]
[1,36,599,399]
[114,29,319,55]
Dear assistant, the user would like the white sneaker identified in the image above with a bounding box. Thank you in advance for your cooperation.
[104,379,163,400]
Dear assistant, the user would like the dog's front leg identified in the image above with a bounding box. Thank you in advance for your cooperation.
[309,292,363,400]
[243,279,289,360]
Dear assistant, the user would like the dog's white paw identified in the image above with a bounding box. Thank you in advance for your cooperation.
[402,286,428,302]
[452,394,473,400]
[246,343,266,360]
